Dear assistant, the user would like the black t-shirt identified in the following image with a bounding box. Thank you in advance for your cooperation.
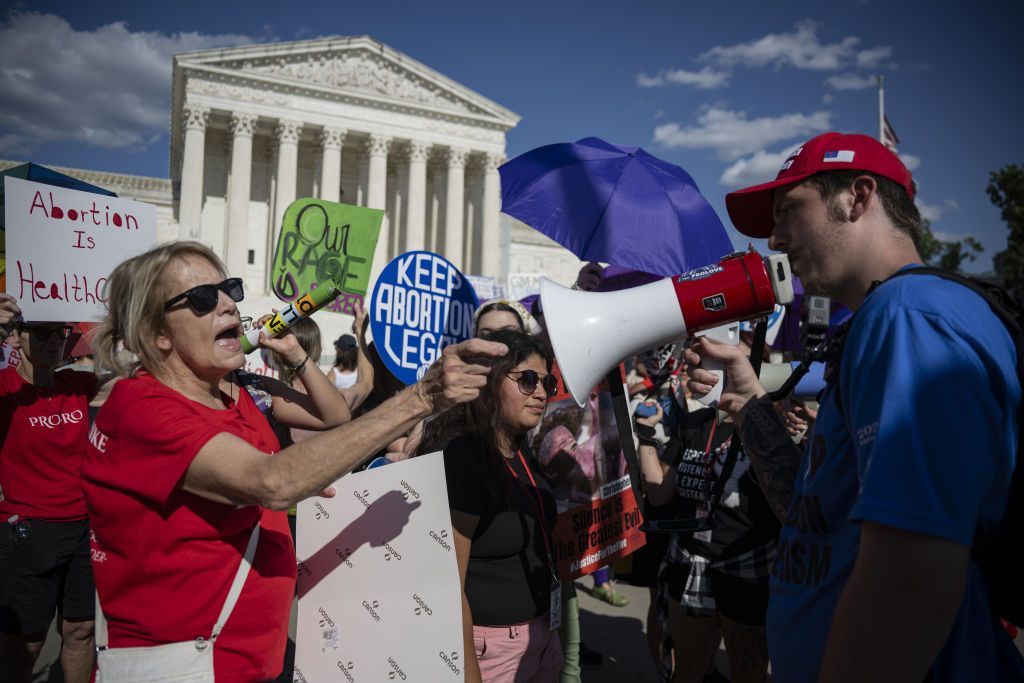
[443,435,557,626]
[664,410,780,560]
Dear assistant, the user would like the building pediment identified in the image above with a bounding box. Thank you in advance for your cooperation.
[174,36,519,127]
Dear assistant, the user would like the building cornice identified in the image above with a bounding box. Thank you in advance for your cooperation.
[0,160,172,195]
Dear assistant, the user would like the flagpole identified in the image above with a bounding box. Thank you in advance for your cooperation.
[877,74,885,142]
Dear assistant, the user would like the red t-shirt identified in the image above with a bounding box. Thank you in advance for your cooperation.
[0,366,96,522]
[83,373,294,681]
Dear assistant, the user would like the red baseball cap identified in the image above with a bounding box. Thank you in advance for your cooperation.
[725,132,916,238]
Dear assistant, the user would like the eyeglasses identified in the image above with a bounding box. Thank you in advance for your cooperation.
[164,278,244,314]
[506,369,558,398]
[20,325,73,341]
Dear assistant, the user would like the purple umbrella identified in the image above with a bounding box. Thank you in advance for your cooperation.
[595,264,662,292]
[500,137,733,277]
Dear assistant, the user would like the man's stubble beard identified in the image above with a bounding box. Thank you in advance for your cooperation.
[798,217,849,300]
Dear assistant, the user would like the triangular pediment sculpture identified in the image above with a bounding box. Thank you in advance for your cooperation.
[174,36,518,124]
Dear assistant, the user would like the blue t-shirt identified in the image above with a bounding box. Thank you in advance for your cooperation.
[767,268,1024,682]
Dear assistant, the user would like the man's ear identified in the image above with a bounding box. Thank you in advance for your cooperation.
[849,175,878,222]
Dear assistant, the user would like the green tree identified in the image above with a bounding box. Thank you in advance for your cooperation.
[915,219,983,273]
[989,164,1024,301]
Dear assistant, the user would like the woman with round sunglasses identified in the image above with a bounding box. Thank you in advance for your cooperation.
[418,329,562,683]
[0,295,106,683]
[81,241,506,681]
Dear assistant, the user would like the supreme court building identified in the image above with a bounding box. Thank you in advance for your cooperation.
[1,35,583,346]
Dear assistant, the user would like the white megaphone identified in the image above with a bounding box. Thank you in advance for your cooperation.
[541,249,794,406]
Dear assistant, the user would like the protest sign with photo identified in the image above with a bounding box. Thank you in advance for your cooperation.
[4,177,156,322]
[369,251,479,385]
[271,198,384,316]
[294,452,464,683]
[532,365,646,579]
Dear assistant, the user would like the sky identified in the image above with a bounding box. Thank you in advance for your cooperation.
[1,0,1021,273]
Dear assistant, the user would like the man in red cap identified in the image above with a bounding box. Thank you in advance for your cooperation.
[685,132,1023,681]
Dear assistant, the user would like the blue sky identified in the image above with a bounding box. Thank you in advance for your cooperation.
[2,0,1021,273]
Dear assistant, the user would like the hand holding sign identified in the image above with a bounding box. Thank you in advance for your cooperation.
[0,294,22,338]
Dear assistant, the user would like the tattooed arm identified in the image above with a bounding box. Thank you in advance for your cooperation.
[736,396,802,522]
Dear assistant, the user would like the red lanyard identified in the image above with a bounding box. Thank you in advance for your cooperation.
[502,450,556,571]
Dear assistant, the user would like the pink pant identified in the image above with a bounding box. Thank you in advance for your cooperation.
[473,616,563,682]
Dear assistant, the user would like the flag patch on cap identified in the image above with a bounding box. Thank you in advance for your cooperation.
[823,150,855,163]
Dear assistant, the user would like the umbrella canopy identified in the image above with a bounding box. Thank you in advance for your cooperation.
[500,137,733,277]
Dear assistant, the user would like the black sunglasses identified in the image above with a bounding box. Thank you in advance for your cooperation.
[164,278,244,314]
[21,325,73,341]
[507,369,558,398]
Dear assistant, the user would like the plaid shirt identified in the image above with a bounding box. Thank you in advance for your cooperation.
[655,542,776,681]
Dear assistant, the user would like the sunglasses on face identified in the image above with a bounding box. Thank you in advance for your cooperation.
[21,325,73,341]
[164,278,244,314]
[506,369,558,398]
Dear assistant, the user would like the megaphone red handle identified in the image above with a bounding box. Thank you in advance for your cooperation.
[673,251,777,335]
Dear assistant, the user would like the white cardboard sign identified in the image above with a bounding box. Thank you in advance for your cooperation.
[294,452,464,683]
[4,177,156,322]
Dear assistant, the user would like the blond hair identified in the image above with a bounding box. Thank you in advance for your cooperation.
[93,241,226,378]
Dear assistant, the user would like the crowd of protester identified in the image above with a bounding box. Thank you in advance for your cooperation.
[1,130,1022,683]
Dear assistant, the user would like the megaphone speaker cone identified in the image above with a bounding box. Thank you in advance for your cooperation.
[540,278,688,406]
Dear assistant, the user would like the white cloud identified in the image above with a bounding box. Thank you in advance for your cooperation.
[719,148,792,187]
[856,46,893,69]
[824,73,877,91]
[653,107,832,160]
[700,20,889,72]
[636,66,729,90]
[917,198,958,222]
[0,12,255,153]
[899,153,921,171]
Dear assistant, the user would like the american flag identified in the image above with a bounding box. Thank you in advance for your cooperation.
[882,116,900,152]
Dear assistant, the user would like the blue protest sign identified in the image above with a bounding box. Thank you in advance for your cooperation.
[369,251,480,385]
[740,304,786,345]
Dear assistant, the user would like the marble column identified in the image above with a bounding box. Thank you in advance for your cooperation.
[405,141,430,252]
[366,134,392,277]
[481,153,504,278]
[319,127,345,203]
[444,147,468,269]
[428,156,445,252]
[273,120,303,239]
[395,150,410,255]
[357,150,370,206]
[225,113,257,279]
[179,103,210,238]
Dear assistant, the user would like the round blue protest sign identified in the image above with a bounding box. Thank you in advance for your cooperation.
[369,251,479,385]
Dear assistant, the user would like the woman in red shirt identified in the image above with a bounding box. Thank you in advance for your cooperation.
[83,241,505,681]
